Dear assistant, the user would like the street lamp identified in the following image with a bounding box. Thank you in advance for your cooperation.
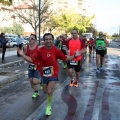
[38,0,41,45]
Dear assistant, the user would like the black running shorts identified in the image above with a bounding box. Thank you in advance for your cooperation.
[96,49,106,57]
[67,60,81,72]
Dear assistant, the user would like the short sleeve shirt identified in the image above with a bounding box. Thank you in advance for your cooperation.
[31,45,67,77]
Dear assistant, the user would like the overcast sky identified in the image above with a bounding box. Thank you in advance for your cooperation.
[94,0,120,35]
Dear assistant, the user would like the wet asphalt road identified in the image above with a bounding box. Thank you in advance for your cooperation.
[0,63,68,120]
[0,41,120,120]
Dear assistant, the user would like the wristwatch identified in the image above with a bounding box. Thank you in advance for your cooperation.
[74,54,77,58]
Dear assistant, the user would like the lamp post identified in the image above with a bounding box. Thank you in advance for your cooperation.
[38,0,41,45]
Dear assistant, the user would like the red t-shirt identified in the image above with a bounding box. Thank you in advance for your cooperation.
[67,38,86,61]
[26,44,38,57]
[31,46,67,77]
[88,39,95,47]
[26,45,42,72]
[62,40,67,46]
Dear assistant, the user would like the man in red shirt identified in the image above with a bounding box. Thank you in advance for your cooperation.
[82,35,88,48]
[67,29,86,87]
[88,38,95,57]
[18,33,81,116]
[23,34,42,99]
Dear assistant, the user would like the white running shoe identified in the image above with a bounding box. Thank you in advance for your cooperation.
[96,69,100,74]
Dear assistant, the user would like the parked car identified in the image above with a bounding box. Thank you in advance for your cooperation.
[22,39,29,45]
[6,37,29,48]
[6,38,17,48]
[5,34,17,38]
[23,36,29,40]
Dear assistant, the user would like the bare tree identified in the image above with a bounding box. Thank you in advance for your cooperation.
[13,0,52,35]
[12,0,52,35]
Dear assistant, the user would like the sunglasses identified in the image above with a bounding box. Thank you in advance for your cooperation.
[29,37,35,40]
[71,33,77,34]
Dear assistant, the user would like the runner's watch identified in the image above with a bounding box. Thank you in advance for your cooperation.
[74,54,77,58]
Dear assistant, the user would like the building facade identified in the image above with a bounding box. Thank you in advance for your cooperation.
[0,0,94,36]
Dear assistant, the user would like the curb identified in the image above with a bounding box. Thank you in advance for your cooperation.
[0,60,25,87]
[0,72,25,87]
[0,59,23,68]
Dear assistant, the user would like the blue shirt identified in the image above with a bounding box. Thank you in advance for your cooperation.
[16,36,22,45]
[0,37,7,45]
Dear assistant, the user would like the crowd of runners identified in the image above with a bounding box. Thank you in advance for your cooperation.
[17,29,109,116]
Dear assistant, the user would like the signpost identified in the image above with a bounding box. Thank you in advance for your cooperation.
[38,0,41,45]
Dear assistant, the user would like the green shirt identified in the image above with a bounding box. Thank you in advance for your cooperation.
[58,41,62,50]
[96,38,106,50]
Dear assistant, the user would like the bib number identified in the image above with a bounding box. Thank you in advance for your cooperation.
[62,45,66,50]
[29,64,36,70]
[98,46,102,50]
[43,66,53,77]
[70,61,78,65]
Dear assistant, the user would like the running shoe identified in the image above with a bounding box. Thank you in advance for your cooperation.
[63,64,67,69]
[40,83,43,90]
[32,91,39,98]
[45,106,52,116]
[69,80,74,87]
[96,68,100,74]
[74,81,78,87]
[100,66,104,72]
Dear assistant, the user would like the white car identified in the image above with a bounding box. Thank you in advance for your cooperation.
[6,37,28,48]
[6,38,17,48]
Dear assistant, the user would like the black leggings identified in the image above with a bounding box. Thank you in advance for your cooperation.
[17,44,22,56]
[2,45,6,61]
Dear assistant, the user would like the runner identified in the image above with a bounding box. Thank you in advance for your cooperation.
[67,29,86,88]
[18,33,81,116]
[103,34,108,56]
[95,31,109,74]
[79,34,87,70]
[88,37,95,58]
[82,35,88,48]
[23,34,42,99]
[60,34,68,69]
[54,35,62,63]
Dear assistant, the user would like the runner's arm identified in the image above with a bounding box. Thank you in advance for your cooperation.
[17,48,33,63]
[104,38,109,47]
[58,49,81,61]
[22,45,27,62]
[79,48,87,55]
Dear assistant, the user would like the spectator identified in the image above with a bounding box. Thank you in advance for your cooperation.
[0,33,9,63]
[16,34,23,57]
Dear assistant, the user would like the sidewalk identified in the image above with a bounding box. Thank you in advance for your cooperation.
[0,50,22,65]
[0,50,26,87]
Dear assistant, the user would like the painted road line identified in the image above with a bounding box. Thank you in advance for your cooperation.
[92,108,100,120]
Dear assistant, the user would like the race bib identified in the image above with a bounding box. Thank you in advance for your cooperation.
[70,60,78,65]
[43,66,53,77]
[98,46,102,50]
[29,64,36,70]
[62,45,66,50]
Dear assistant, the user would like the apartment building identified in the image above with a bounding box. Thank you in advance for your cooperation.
[50,0,94,16]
